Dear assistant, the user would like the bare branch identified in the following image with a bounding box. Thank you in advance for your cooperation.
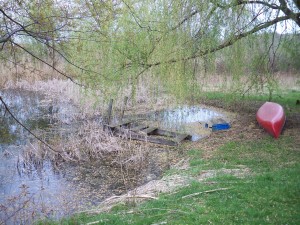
[0,96,59,153]
[213,0,280,10]
[237,1,281,10]
[0,27,23,43]
[279,0,300,27]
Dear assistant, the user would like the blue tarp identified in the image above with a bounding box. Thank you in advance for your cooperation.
[205,122,231,131]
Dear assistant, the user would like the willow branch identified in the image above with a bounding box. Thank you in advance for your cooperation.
[143,14,293,68]
[214,0,280,10]
[11,41,85,87]
[0,27,23,43]
[30,35,112,81]
[237,1,280,10]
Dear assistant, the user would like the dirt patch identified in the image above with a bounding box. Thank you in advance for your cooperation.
[185,113,263,158]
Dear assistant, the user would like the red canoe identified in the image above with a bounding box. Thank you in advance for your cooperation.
[256,102,286,138]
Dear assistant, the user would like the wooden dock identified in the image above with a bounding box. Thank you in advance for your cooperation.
[104,120,192,146]
[104,98,192,146]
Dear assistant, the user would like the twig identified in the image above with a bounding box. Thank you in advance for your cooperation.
[85,221,100,225]
[181,188,230,199]
[106,195,158,201]
[126,207,189,215]
[78,194,159,215]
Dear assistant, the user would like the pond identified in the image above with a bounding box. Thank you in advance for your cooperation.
[0,89,80,223]
[123,105,222,141]
[0,89,225,224]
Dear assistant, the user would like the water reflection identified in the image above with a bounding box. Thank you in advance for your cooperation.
[125,105,222,141]
[150,105,220,128]
[0,89,77,223]
[0,89,49,145]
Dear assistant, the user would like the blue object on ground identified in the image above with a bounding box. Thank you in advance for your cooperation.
[211,123,231,131]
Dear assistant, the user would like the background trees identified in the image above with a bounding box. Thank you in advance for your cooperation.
[1,0,299,100]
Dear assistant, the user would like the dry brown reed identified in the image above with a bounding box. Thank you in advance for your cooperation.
[18,121,154,213]
[0,55,64,87]
[2,77,176,122]
[20,121,150,171]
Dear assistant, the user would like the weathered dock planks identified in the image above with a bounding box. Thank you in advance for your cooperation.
[104,121,191,146]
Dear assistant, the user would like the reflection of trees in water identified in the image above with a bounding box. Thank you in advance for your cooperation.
[153,106,221,131]
[0,90,48,145]
[0,119,16,143]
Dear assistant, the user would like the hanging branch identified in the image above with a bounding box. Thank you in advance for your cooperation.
[142,14,294,68]
[11,41,85,87]
[0,8,88,87]
[0,96,59,153]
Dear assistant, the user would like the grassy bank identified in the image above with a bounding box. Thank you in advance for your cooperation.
[46,137,300,225]
[201,89,300,114]
[39,90,300,225]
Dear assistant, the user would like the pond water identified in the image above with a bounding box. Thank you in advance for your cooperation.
[124,105,222,141]
[0,89,224,224]
[0,89,80,224]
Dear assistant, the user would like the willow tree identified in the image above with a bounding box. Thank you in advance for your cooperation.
[1,0,300,100]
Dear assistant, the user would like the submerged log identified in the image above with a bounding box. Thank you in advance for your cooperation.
[105,120,133,129]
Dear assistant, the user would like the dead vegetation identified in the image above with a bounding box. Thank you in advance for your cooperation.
[19,121,150,168]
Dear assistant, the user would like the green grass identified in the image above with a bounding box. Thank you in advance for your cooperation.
[190,136,299,173]
[41,134,300,225]
[202,89,300,114]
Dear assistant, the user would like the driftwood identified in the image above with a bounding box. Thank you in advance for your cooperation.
[104,120,192,146]
[129,124,148,131]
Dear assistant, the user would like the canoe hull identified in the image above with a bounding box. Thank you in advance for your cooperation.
[256,102,286,138]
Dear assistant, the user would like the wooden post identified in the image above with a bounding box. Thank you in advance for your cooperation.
[107,99,113,125]
[120,96,128,121]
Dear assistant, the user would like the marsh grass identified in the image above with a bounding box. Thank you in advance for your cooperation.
[200,88,300,116]
[11,121,154,223]
[0,56,64,87]
[20,121,150,167]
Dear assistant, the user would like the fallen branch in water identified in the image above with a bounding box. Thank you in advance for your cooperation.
[181,188,230,199]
